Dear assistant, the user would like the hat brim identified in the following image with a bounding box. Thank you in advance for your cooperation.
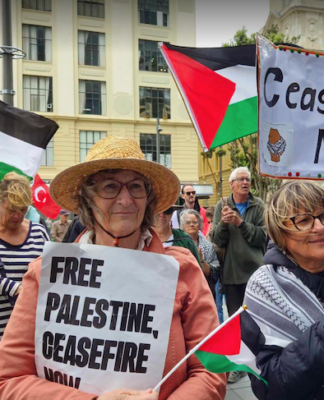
[50,158,181,214]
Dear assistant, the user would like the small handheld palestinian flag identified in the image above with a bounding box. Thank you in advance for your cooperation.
[0,101,58,181]
[154,307,267,392]
[159,43,257,151]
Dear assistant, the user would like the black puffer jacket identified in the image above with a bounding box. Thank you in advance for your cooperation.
[250,244,324,400]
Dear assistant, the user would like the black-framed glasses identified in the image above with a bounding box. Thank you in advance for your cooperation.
[93,178,151,199]
[185,191,196,196]
[288,212,324,231]
[232,178,251,183]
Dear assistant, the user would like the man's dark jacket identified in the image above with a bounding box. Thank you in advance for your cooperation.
[250,244,324,400]
[210,193,266,284]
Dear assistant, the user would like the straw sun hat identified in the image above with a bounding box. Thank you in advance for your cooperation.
[50,136,181,214]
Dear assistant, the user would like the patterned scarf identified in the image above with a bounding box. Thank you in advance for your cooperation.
[245,264,324,345]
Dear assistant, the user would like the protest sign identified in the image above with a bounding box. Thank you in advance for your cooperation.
[35,242,179,396]
[257,34,324,179]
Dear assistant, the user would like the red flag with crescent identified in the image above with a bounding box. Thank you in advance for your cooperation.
[31,174,60,219]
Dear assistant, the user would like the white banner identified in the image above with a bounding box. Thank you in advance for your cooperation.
[35,242,179,396]
[258,35,324,179]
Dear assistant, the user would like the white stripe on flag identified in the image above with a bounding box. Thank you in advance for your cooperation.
[216,65,256,104]
[227,341,261,375]
[0,131,44,178]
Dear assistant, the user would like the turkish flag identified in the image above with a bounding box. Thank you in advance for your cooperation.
[31,174,60,219]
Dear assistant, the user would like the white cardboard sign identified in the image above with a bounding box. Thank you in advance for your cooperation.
[35,242,179,396]
[258,35,324,179]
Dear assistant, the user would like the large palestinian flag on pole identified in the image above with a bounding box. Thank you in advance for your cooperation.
[160,43,257,151]
[0,101,58,181]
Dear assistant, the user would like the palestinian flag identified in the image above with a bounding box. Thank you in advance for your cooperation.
[196,309,267,384]
[160,43,257,150]
[0,101,58,181]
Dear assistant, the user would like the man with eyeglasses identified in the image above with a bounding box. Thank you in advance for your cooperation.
[171,184,209,236]
[210,166,266,383]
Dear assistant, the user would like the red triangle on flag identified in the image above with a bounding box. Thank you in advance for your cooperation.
[31,174,60,219]
[199,314,241,356]
[162,44,236,150]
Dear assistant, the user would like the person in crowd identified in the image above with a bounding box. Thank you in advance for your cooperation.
[171,184,209,235]
[180,209,219,299]
[0,136,226,400]
[0,172,49,340]
[205,206,215,236]
[50,209,71,242]
[62,215,85,243]
[210,166,266,383]
[244,181,324,400]
[206,206,225,324]
[154,205,202,266]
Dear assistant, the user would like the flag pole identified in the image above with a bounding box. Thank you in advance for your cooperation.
[153,305,247,392]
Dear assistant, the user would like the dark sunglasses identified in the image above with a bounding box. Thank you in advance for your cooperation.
[163,208,174,215]
[184,191,196,196]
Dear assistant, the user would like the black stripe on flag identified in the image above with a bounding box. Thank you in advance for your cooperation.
[241,311,266,356]
[0,101,58,149]
[164,43,256,71]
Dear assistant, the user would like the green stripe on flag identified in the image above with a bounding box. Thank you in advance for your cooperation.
[196,350,267,386]
[210,96,258,149]
[0,162,32,182]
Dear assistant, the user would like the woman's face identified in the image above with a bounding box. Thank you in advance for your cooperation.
[283,208,324,273]
[183,214,200,237]
[91,170,148,237]
[0,199,27,230]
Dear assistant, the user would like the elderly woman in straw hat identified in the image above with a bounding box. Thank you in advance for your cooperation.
[244,181,324,400]
[0,136,226,400]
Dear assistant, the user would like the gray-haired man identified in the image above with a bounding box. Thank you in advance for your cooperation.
[210,167,266,382]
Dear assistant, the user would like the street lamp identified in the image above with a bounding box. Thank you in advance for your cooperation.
[0,0,26,106]
[156,116,163,164]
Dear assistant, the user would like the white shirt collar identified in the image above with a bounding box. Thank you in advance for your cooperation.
[78,229,153,250]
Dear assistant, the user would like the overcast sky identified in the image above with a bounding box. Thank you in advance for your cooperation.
[196,0,270,47]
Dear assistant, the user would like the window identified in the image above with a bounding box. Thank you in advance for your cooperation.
[79,80,106,115]
[22,0,51,11]
[79,131,106,162]
[140,134,171,168]
[78,31,105,66]
[78,0,104,18]
[41,138,54,166]
[22,25,52,62]
[138,0,169,27]
[139,40,168,73]
[23,76,53,112]
[139,87,170,119]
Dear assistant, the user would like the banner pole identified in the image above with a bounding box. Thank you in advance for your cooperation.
[153,306,246,392]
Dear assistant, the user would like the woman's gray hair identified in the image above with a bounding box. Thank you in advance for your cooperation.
[78,169,157,232]
[180,209,204,230]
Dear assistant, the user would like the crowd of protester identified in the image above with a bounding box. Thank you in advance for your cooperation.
[1,135,323,399]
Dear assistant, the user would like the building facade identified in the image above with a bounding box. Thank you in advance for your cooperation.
[0,0,199,184]
[198,0,324,207]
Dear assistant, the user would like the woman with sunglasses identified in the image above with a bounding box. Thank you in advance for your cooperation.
[244,181,324,400]
[154,206,202,267]
[0,136,226,400]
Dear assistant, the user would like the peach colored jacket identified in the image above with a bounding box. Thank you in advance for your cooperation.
[0,230,226,400]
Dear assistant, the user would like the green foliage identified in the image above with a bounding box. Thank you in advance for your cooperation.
[222,25,300,47]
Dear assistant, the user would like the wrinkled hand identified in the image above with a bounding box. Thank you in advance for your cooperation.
[97,388,158,400]
[221,206,242,227]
